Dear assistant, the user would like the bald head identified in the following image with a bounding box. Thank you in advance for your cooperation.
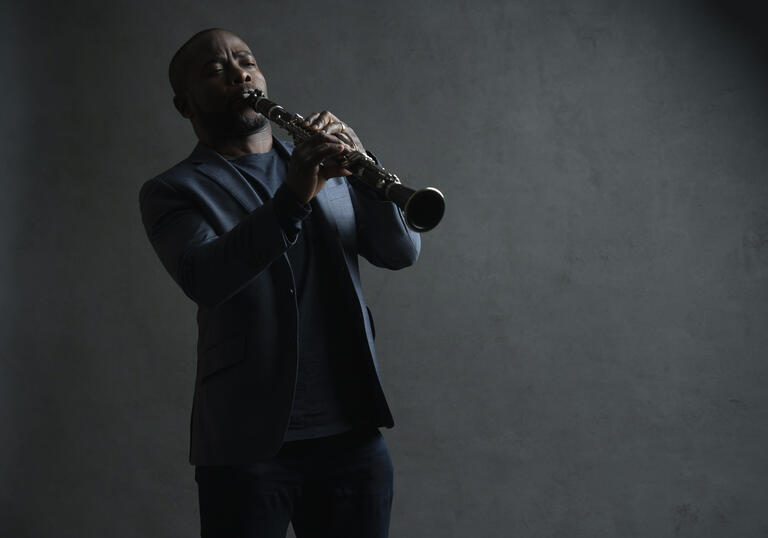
[169,27,233,95]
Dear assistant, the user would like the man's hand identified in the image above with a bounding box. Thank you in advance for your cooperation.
[302,110,366,155]
[285,132,352,204]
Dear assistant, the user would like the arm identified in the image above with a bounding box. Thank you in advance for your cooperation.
[139,177,301,309]
[299,110,421,269]
[140,135,344,309]
[347,157,421,269]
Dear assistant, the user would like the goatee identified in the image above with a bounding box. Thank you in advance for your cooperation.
[198,108,268,139]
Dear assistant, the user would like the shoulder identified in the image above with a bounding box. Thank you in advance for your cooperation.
[160,162,198,184]
[139,152,203,204]
[141,140,223,191]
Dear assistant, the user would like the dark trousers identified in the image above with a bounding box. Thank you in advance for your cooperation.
[194,427,394,538]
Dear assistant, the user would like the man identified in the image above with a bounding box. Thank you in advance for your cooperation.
[138,28,420,538]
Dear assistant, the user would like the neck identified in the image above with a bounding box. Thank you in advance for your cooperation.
[199,124,274,159]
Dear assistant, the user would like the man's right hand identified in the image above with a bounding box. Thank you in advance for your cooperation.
[285,132,352,204]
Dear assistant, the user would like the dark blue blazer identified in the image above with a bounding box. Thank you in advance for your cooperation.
[139,137,420,464]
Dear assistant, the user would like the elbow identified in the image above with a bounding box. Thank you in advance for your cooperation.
[176,242,260,310]
[176,248,225,310]
[403,231,421,267]
[381,235,421,270]
[177,252,211,308]
[398,243,420,268]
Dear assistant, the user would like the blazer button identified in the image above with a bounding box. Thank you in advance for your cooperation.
[289,288,295,295]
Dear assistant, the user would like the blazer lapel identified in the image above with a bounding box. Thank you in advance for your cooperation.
[189,142,263,213]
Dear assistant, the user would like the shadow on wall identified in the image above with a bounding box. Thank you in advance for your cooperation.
[702,0,768,52]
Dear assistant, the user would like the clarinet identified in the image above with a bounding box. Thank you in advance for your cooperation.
[242,89,445,233]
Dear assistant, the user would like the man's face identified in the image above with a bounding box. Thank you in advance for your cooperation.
[177,31,268,139]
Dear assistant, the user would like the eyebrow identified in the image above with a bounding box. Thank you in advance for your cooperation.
[202,51,255,67]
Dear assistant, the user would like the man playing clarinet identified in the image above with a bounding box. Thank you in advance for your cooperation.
[138,27,420,538]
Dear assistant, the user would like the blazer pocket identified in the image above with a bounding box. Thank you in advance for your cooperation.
[198,334,247,381]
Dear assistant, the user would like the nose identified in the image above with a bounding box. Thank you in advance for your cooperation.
[231,66,252,85]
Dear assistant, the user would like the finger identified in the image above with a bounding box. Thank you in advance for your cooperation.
[305,142,347,166]
[319,164,353,179]
[321,123,354,149]
[314,142,353,170]
[322,120,346,135]
[318,151,353,178]
[302,112,321,129]
[309,110,335,130]
[303,131,342,144]
[334,131,355,148]
[315,131,353,151]
[294,132,342,157]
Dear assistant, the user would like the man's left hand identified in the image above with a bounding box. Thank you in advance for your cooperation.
[302,110,366,155]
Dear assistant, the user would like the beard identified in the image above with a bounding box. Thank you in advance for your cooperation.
[195,99,269,139]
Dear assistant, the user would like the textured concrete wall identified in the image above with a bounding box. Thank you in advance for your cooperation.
[2,1,767,536]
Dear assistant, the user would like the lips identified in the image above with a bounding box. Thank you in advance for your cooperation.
[228,87,260,107]
[240,88,261,99]
[237,87,260,100]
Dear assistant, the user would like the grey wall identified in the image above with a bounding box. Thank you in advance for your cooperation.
[2,0,767,536]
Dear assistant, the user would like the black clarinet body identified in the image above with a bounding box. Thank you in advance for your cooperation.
[242,89,445,233]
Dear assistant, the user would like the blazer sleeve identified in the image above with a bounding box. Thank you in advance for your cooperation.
[346,151,421,269]
[139,176,290,309]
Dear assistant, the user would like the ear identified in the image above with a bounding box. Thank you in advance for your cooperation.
[173,93,193,119]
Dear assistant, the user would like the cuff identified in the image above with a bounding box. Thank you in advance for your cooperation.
[273,183,312,243]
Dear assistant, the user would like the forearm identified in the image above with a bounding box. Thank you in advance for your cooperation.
[348,177,421,269]
[140,179,309,309]
[176,200,286,307]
